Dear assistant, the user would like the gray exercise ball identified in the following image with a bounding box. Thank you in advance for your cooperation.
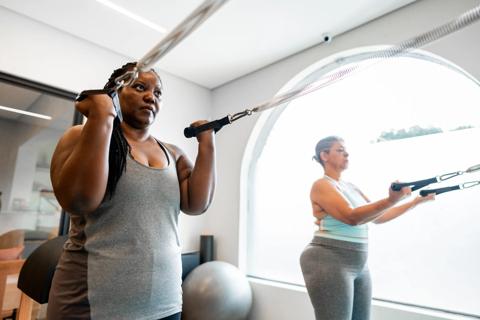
[182,261,252,320]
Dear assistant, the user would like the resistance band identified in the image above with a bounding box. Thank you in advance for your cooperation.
[391,164,480,196]
[75,0,229,120]
[183,5,480,138]
[72,1,480,139]
[419,181,480,197]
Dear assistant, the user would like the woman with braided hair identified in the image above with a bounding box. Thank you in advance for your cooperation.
[47,62,216,320]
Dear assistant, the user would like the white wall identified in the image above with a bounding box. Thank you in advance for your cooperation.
[209,0,480,319]
[0,6,213,252]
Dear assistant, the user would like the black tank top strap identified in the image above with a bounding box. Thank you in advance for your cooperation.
[154,138,171,166]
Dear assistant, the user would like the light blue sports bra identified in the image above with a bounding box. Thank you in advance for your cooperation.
[314,175,369,243]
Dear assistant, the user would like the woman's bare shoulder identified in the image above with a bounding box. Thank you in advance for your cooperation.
[157,141,185,161]
[311,177,330,189]
[55,125,83,148]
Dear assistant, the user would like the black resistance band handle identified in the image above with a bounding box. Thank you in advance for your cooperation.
[184,116,231,138]
[75,89,115,102]
[391,177,438,192]
[420,185,460,197]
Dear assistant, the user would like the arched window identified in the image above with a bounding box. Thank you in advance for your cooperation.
[242,46,480,317]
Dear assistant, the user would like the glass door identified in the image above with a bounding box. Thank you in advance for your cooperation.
[0,71,80,258]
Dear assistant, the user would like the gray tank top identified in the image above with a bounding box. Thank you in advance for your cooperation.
[83,146,182,319]
[314,175,369,243]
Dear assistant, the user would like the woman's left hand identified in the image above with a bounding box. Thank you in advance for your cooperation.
[190,120,215,143]
[413,193,435,206]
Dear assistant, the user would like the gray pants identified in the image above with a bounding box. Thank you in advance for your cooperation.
[300,237,371,320]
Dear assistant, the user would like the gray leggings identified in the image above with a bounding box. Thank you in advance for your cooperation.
[300,237,371,320]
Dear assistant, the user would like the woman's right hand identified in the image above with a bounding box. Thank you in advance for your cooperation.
[387,182,411,204]
[75,94,116,119]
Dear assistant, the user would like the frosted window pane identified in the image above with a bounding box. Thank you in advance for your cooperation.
[246,54,480,316]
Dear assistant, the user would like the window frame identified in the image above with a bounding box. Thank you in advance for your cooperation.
[240,46,480,318]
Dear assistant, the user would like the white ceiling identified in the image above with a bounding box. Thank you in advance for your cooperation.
[0,0,417,89]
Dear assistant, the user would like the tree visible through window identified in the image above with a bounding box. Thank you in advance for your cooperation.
[244,48,480,317]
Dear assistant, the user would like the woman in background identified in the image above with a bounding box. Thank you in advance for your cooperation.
[300,135,434,320]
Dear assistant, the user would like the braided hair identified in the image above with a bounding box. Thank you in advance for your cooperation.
[103,62,135,198]
[104,62,163,197]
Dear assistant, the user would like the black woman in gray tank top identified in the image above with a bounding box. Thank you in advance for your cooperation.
[48,62,216,320]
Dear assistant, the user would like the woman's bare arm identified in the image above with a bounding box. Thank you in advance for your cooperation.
[171,129,216,215]
[310,179,409,225]
[373,194,435,224]
[50,95,115,214]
